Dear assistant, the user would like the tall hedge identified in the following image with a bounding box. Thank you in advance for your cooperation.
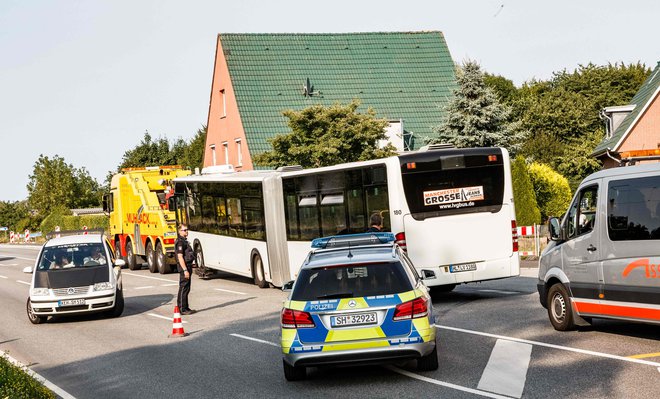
[528,162,572,221]
[40,208,108,235]
[511,156,541,225]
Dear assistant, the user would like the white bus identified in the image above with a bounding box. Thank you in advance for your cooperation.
[173,146,519,289]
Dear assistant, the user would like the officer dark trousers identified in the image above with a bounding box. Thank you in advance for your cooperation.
[177,271,191,310]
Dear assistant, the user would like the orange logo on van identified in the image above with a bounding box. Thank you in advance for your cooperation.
[622,259,659,279]
[126,213,151,224]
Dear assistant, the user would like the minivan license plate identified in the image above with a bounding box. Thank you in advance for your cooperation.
[331,312,377,327]
[58,299,86,307]
[450,263,477,273]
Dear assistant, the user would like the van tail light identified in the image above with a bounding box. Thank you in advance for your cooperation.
[512,220,519,252]
[395,232,407,252]
[393,297,428,321]
[281,308,315,329]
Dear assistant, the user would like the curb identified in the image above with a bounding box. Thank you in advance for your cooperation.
[1,350,76,399]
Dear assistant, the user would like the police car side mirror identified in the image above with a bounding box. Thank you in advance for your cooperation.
[23,266,33,274]
[282,280,294,292]
[114,259,126,267]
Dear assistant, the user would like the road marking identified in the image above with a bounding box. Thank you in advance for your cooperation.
[629,352,660,359]
[215,288,247,295]
[230,333,279,347]
[435,324,660,368]
[0,275,7,279]
[1,350,77,399]
[384,365,510,399]
[477,339,532,398]
[135,286,154,290]
[478,289,518,295]
[16,280,30,285]
[161,283,178,287]
[147,313,188,323]
[0,263,19,266]
[122,272,177,283]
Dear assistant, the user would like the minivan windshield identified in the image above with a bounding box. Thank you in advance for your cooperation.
[291,262,414,301]
[38,243,108,271]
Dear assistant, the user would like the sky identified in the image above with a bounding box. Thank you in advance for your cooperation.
[1,0,658,202]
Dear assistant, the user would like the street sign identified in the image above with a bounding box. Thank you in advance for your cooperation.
[0,227,8,231]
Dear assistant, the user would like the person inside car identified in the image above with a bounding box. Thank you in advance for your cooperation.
[51,252,72,269]
[83,247,107,265]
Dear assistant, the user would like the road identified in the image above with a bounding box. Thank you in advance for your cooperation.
[1,244,659,399]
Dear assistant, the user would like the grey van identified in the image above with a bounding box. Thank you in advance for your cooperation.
[538,163,660,330]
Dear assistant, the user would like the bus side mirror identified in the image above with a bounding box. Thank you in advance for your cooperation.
[548,217,562,241]
[168,196,176,212]
[282,280,294,292]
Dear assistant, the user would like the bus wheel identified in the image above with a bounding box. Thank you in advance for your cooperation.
[146,241,157,273]
[156,242,168,274]
[547,283,576,331]
[125,241,140,270]
[194,244,209,279]
[252,253,268,288]
[431,284,456,294]
[115,239,124,265]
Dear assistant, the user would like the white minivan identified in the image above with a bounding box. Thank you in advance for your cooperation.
[25,231,125,324]
[538,163,660,330]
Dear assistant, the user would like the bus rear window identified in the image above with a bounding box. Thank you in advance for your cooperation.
[399,149,505,219]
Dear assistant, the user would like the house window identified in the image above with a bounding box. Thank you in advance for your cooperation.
[210,144,216,166]
[222,142,229,165]
[235,139,243,167]
[220,89,226,118]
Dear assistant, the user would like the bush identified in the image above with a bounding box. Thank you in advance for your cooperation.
[39,206,72,235]
[528,162,572,221]
[511,156,541,226]
[0,354,55,399]
[41,209,109,236]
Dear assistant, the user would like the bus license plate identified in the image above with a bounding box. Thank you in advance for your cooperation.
[331,312,377,327]
[58,299,86,307]
[450,263,477,273]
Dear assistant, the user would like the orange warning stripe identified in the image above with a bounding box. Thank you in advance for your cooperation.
[574,301,660,321]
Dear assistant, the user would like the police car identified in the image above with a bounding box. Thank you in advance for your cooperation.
[280,233,437,381]
[24,230,125,324]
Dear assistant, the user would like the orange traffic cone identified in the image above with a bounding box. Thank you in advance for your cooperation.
[169,306,188,338]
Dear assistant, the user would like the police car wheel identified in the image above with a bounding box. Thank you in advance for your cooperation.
[283,359,306,381]
[417,341,439,371]
[27,299,46,325]
[146,242,157,273]
[253,253,268,288]
[156,242,168,274]
[547,283,576,331]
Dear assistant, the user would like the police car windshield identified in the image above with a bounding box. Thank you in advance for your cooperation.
[291,262,414,301]
[38,243,107,271]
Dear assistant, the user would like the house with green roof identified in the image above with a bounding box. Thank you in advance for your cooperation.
[203,32,457,170]
[592,61,660,168]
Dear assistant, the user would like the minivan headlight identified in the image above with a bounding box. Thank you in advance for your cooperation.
[93,282,114,291]
[31,288,49,296]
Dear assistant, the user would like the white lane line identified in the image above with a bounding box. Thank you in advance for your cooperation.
[135,286,154,290]
[16,280,31,285]
[384,365,511,399]
[147,313,188,323]
[478,289,518,295]
[230,333,279,347]
[161,283,179,287]
[2,350,77,399]
[215,288,247,295]
[231,333,510,398]
[477,339,532,398]
[122,272,177,283]
[0,263,19,266]
[435,324,660,368]
[0,275,7,279]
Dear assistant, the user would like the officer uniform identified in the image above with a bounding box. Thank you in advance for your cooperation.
[175,233,195,312]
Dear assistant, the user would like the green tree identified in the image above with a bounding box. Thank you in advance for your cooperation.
[484,73,519,105]
[0,200,29,231]
[179,125,207,170]
[432,61,528,155]
[511,156,541,225]
[528,162,572,221]
[118,131,176,169]
[254,100,395,168]
[27,155,77,216]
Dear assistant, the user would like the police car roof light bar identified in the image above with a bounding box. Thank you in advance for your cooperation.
[311,232,395,249]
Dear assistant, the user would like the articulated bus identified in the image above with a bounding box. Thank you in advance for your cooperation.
[172,146,519,289]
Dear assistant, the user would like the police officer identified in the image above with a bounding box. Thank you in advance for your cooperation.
[175,223,196,315]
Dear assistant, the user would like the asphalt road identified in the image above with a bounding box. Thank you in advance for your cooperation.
[1,244,658,399]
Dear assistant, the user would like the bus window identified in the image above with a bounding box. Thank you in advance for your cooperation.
[320,193,346,236]
[216,197,228,235]
[243,197,265,240]
[366,186,390,231]
[187,184,202,231]
[298,195,319,240]
[201,195,218,234]
[227,198,243,237]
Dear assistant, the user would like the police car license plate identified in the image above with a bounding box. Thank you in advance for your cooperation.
[450,263,477,273]
[331,312,377,327]
[58,299,86,307]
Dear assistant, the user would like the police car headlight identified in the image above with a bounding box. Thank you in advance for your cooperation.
[93,282,114,291]
[31,288,49,296]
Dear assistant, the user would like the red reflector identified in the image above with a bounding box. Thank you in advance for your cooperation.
[393,297,428,321]
[281,308,315,329]
[163,238,175,245]
[488,155,498,162]
[511,220,519,252]
[406,162,416,169]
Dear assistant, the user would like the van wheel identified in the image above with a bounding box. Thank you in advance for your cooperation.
[283,359,306,381]
[108,289,124,318]
[156,242,168,274]
[547,283,576,331]
[253,253,268,288]
[417,341,439,371]
[125,241,139,270]
[27,299,46,324]
[146,242,157,273]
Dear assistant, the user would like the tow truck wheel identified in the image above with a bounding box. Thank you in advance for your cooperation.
[547,283,576,331]
[27,299,46,325]
[156,242,168,274]
[252,253,268,288]
[125,241,139,270]
[114,239,124,265]
[146,242,157,273]
[283,359,306,381]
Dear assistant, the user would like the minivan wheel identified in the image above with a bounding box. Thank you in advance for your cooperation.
[417,341,439,371]
[547,283,576,331]
[27,299,46,324]
[283,359,306,381]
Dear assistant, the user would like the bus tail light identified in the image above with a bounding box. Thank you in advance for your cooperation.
[281,308,315,329]
[512,220,519,252]
[393,297,428,321]
[395,232,407,252]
